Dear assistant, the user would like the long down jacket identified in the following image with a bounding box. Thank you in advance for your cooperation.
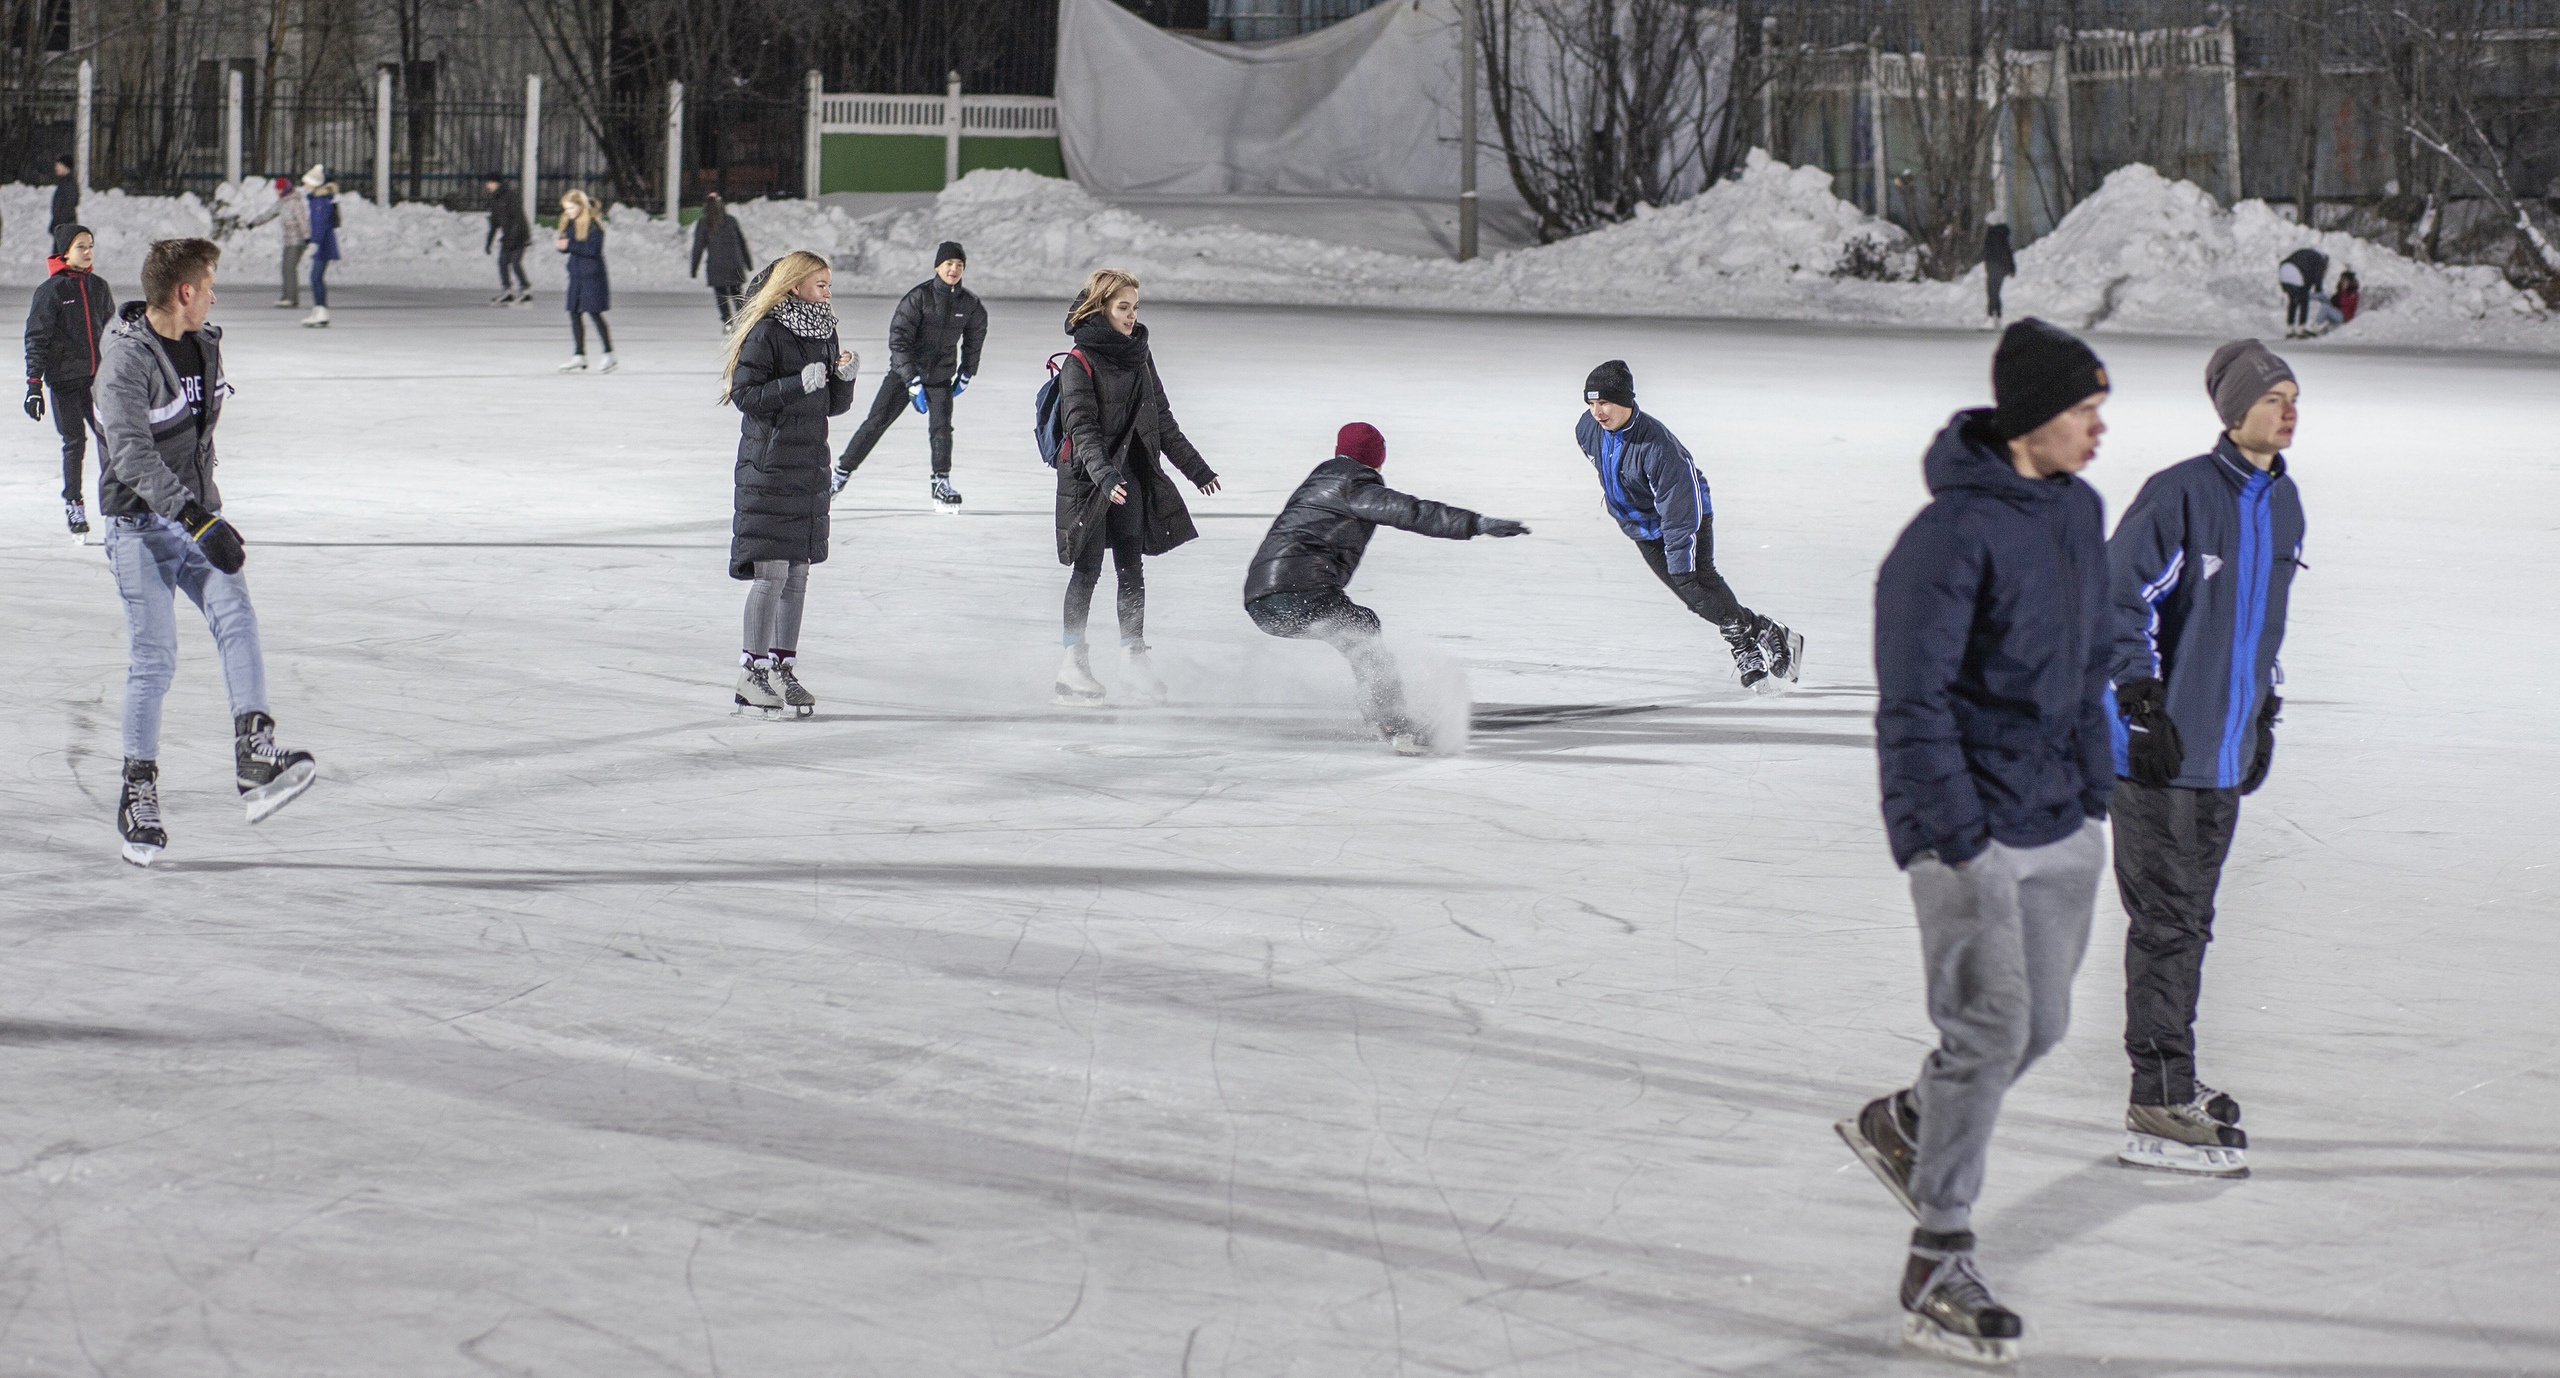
[690,216,753,288]
[728,314,853,577]
[1053,320,1216,566]
[1874,409,2113,869]
[1244,458,1484,602]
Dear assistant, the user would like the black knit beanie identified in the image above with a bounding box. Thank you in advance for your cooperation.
[1992,319,2108,440]
[935,240,966,267]
[50,221,90,259]
[1584,359,1635,409]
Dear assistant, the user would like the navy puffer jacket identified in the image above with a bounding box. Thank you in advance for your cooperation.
[1874,409,2114,868]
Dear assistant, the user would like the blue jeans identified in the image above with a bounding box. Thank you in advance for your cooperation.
[108,514,268,760]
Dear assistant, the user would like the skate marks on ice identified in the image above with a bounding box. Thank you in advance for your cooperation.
[1467,700,1874,762]
[168,856,1467,894]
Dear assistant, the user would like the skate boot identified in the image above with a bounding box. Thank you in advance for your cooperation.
[1389,729,1429,757]
[1053,643,1106,707]
[1721,619,1770,692]
[2120,1100,2249,1178]
[274,297,296,308]
[1755,617,1804,692]
[597,353,620,374]
[235,711,318,824]
[1837,1088,1922,1218]
[2189,1080,2241,1129]
[558,354,589,373]
[931,475,963,512]
[1900,1230,2023,1366]
[771,657,816,718]
[733,658,785,719]
[117,758,167,867]
[490,291,513,306]
[1121,642,1168,704]
[66,499,90,540]
[301,305,330,328]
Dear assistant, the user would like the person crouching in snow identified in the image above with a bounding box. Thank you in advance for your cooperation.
[721,250,857,718]
[1575,359,1801,692]
[1243,423,1529,756]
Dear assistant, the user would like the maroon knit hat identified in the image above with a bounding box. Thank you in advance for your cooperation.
[1337,422,1385,470]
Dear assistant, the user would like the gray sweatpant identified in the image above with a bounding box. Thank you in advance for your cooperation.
[1907,821,2105,1234]
[741,559,809,657]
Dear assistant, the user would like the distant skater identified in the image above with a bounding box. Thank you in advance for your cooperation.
[1048,268,1219,707]
[554,190,616,372]
[96,238,318,866]
[1982,217,2015,326]
[690,193,754,324]
[1574,359,1801,692]
[483,174,532,305]
[834,242,985,511]
[2103,340,2307,1180]
[242,175,309,308]
[2277,247,2327,339]
[49,155,78,229]
[1243,422,1528,755]
[23,222,113,538]
[1841,319,2116,1366]
[301,168,339,328]
[721,251,856,719]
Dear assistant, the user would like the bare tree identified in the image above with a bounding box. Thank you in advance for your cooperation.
[2366,0,2560,284]
[1890,0,2010,279]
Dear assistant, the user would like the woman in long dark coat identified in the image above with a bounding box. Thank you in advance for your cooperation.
[689,193,755,325]
[1051,267,1221,707]
[721,249,857,717]
[554,189,616,372]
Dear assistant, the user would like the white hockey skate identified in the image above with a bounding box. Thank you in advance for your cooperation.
[734,660,786,719]
[597,353,620,374]
[300,305,330,328]
[1053,644,1106,707]
[2118,1101,2250,1178]
[1120,643,1168,704]
[558,354,589,373]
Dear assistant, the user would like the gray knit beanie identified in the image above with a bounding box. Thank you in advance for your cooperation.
[2206,339,2296,429]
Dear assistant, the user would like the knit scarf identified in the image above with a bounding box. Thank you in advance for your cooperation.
[770,297,838,340]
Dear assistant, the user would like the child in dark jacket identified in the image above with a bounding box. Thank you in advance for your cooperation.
[22,222,114,537]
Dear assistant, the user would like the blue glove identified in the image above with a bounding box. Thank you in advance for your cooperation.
[952,373,969,397]
[908,379,927,414]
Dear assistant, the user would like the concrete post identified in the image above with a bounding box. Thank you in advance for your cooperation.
[374,68,393,207]
[2052,28,2076,204]
[2220,14,2245,205]
[665,80,685,221]
[225,67,244,186]
[1868,42,1887,219]
[1760,15,1777,157]
[75,60,93,192]
[943,70,962,188]
[803,70,822,199]
[522,74,542,229]
[1458,0,1477,261]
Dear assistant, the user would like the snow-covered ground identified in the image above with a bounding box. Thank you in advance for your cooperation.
[10,153,2552,351]
[2,290,2556,1374]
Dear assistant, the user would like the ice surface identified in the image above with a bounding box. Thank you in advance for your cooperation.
[2,289,2556,1375]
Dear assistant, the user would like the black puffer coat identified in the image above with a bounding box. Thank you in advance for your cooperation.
[1243,457,1484,602]
[889,278,987,385]
[23,264,114,384]
[728,312,853,578]
[1054,316,1216,566]
[691,215,753,288]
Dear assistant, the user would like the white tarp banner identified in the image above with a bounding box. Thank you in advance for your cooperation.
[1055,0,1514,199]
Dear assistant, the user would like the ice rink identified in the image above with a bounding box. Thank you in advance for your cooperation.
[3,288,2555,1375]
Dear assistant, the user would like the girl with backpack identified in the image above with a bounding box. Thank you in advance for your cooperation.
[554,190,616,372]
[1050,268,1221,707]
[720,250,857,718]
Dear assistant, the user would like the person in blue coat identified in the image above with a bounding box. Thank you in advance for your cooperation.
[300,166,339,329]
[1572,360,1800,691]
[1839,319,2114,1365]
[2101,338,2307,1180]
[553,189,616,373]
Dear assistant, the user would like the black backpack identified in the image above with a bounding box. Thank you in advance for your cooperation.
[1032,349,1090,469]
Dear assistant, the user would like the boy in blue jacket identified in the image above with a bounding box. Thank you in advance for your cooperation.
[2103,339,2306,1179]
[1840,319,2115,1366]
[1574,360,1800,691]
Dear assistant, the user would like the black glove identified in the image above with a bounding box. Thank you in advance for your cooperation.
[2117,676,2183,786]
[829,467,850,496]
[1476,517,1530,538]
[178,499,246,575]
[2239,694,2281,795]
[23,379,43,422]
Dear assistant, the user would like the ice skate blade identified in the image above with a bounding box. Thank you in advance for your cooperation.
[732,698,785,720]
[120,840,163,868]
[1900,1312,2020,1367]
[1749,674,1796,696]
[1834,1116,1921,1219]
[1052,688,1108,709]
[790,704,814,719]
[933,502,962,514]
[2118,1131,2250,1178]
[1390,732,1429,756]
[241,760,317,824]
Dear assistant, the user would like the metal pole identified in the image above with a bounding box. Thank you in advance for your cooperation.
[522,74,542,230]
[225,67,244,186]
[944,70,963,188]
[665,80,685,221]
[374,68,393,207]
[75,60,93,193]
[804,70,823,199]
[1458,0,1477,261]
[2219,14,2244,205]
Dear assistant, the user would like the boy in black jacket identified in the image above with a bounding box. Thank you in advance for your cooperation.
[835,242,986,510]
[23,222,113,538]
[482,175,533,305]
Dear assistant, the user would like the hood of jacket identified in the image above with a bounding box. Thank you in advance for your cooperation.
[110,298,222,346]
[1922,407,2076,508]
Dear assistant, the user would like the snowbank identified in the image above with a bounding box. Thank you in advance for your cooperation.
[6,156,2550,352]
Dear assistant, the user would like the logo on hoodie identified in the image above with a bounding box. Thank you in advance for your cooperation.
[2197,553,2223,581]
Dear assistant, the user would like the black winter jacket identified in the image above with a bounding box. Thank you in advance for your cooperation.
[1983,223,2016,277]
[485,190,530,252]
[1054,318,1215,565]
[50,174,78,229]
[24,265,114,385]
[691,216,753,287]
[728,314,853,578]
[2281,247,2329,290]
[1244,458,1483,602]
[887,278,986,385]
[1874,409,2113,869]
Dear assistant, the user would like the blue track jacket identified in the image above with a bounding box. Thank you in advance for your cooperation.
[1876,410,2114,869]
[2106,438,2307,789]
[1575,409,1712,574]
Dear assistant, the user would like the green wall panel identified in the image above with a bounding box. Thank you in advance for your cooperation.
[959,138,1066,179]
[820,133,1067,192]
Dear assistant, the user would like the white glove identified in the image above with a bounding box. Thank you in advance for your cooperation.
[798,361,827,394]
[835,349,860,382]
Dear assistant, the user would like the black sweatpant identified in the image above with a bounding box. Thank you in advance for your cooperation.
[1064,486,1146,645]
[47,377,93,503]
[712,284,745,324]
[2282,283,2312,328]
[1247,587,1408,733]
[570,312,613,355]
[2111,777,2244,1107]
[1634,517,1755,629]
[1986,270,2008,319]
[839,373,954,477]
[497,243,530,291]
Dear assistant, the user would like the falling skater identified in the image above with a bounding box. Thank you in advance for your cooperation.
[721,250,857,719]
[96,238,318,865]
[23,222,114,539]
[1244,423,1528,756]
[555,189,616,372]
[1574,359,1801,692]
[1842,318,2116,1366]
[833,242,985,511]
[2103,339,2307,1180]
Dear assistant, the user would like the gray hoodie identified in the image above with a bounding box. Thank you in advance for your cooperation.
[96,300,228,519]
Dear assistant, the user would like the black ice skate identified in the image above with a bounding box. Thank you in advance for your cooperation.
[1756,617,1804,692]
[1836,1088,1922,1218]
[734,659,786,719]
[771,658,816,718]
[931,475,963,512]
[66,498,90,541]
[118,758,167,867]
[2119,1099,2250,1178]
[1722,619,1770,692]
[236,712,318,823]
[1053,644,1106,707]
[1901,1230,2023,1366]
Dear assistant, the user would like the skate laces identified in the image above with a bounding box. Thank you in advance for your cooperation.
[1919,1253,2001,1314]
[124,780,162,827]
